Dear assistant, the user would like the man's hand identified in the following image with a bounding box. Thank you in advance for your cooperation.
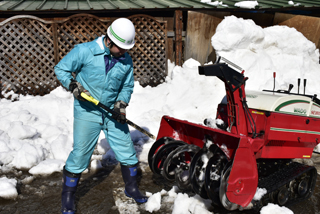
[69,79,91,102]
[113,101,128,124]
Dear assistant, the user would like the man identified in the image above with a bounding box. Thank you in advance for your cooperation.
[54,18,148,214]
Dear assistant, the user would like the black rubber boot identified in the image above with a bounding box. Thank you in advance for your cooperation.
[121,164,148,203]
[61,166,81,214]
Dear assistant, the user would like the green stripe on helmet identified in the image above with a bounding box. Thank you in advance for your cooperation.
[110,26,126,43]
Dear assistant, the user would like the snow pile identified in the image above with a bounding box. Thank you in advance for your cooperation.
[212,15,320,96]
[0,86,73,173]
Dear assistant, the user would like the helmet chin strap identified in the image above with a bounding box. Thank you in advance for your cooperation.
[105,36,114,49]
[104,36,115,57]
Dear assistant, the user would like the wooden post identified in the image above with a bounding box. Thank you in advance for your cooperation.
[175,10,183,66]
[52,22,59,65]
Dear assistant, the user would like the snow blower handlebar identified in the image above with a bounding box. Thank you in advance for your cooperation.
[80,92,156,140]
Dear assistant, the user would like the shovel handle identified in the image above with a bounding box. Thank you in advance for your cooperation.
[80,92,156,140]
[81,92,99,105]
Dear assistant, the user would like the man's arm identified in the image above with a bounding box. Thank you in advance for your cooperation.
[116,62,135,104]
[54,45,84,89]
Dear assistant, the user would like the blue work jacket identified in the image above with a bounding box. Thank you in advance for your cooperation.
[54,36,134,123]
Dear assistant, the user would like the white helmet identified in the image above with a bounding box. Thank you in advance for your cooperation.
[107,18,135,50]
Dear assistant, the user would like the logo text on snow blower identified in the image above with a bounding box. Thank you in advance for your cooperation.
[311,110,320,115]
[246,94,257,98]
[294,108,307,114]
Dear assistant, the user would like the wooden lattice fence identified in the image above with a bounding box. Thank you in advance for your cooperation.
[0,14,167,99]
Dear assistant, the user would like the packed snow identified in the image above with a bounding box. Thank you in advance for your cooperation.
[253,188,267,200]
[0,177,18,199]
[260,203,294,214]
[200,0,228,7]
[1,15,320,214]
[288,1,301,6]
[235,1,259,9]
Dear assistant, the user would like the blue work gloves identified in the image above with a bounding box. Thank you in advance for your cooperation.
[113,100,128,124]
[69,79,91,102]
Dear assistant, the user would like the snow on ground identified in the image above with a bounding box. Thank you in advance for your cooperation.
[145,187,212,214]
[0,177,18,199]
[260,203,294,214]
[1,15,320,213]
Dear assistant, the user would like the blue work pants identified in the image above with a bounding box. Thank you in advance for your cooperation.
[65,117,138,174]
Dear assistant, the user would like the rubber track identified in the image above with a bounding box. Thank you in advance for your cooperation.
[254,161,317,209]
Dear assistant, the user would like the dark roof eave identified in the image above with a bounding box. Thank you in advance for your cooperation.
[1,6,320,16]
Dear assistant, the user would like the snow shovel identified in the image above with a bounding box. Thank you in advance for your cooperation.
[80,92,156,140]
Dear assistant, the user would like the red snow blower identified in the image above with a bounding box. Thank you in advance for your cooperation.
[148,57,319,211]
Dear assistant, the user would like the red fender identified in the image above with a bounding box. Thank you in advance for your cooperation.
[226,136,258,207]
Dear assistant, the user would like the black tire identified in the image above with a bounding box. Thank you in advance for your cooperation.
[204,148,228,206]
[148,137,174,173]
[151,141,186,176]
[162,144,200,181]
[189,148,210,199]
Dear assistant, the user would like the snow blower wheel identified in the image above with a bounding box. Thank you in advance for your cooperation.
[204,148,228,207]
[174,144,201,192]
[189,143,220,199]
[297,177,309,196]
[151,141,186,176]
[277,186,290,206]
[166,144,201,191]
[148,137,175,173]
[175,164,193,191]
[219,165,240,211]
[162,144,200,181]
[189,149,210,199]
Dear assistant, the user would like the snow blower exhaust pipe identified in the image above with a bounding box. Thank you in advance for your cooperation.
[273,72,276,92]
[80,92,156,140]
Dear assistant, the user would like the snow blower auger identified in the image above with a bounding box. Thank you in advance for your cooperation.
[148,57,319,211]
